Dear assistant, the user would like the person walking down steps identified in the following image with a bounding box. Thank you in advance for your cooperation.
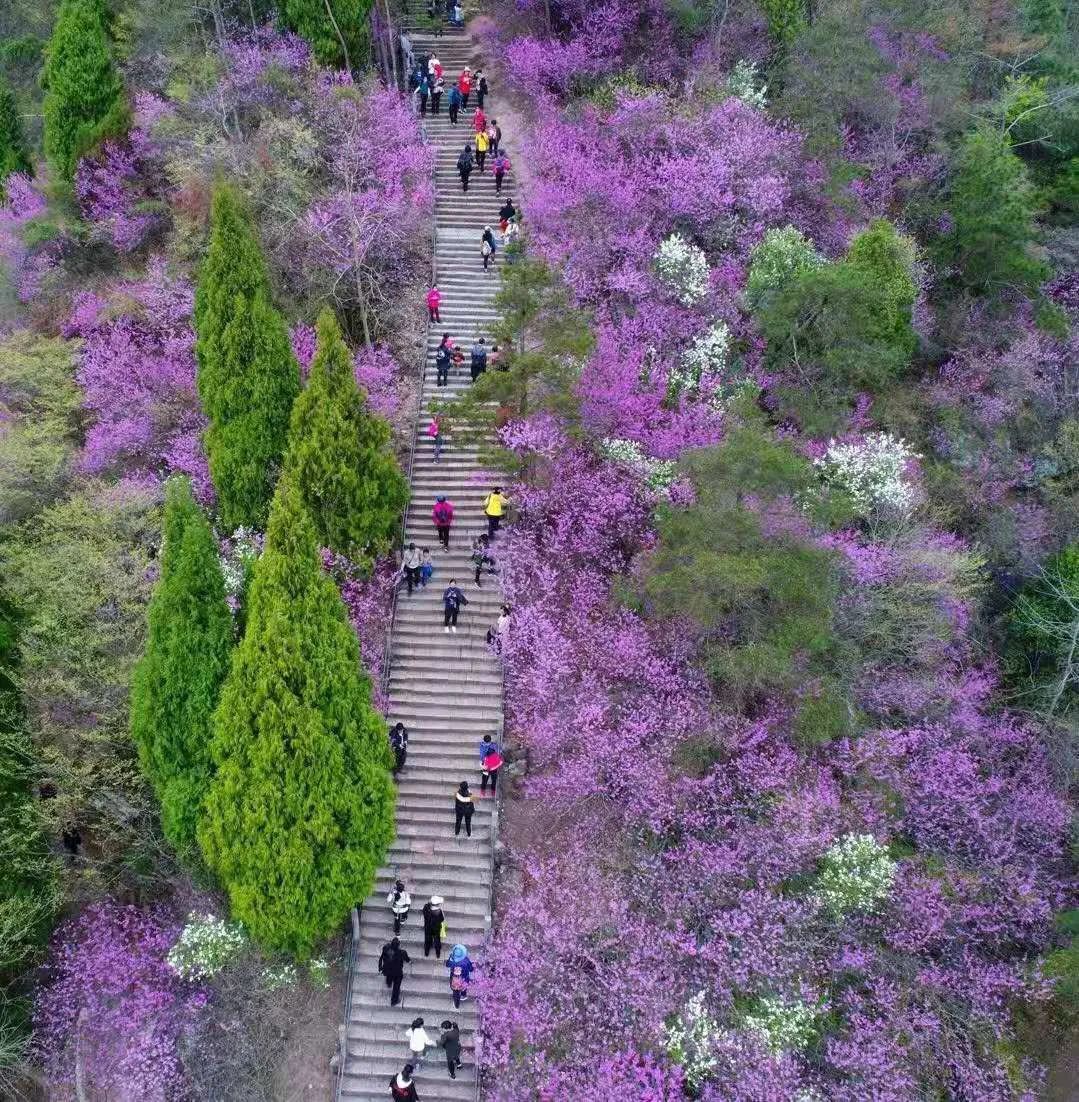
[484,485,509,539]
[402,542,423,595]
[446,944,475,1006]
[448,81,461,125]
[474,126,489,174]
[426,285,441,322]
[389,1063,419,1101]
[389,721,409,778]
[479,733,503,793]
[432,495,454,549]
[443,579,469,632]
[438,1020,463,1080]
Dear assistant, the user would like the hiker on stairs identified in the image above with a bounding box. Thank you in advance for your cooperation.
[388,878,411,934]
[389,721,409,777]
[438,1020,463,1080]
[389,1063,419,1101]
[422,894,446,958]
[443,579,469,632]
[453,782,475,837]
[448,82,461,125]
[457,144,473,193]
[432,495,454,549]
[378,936,411,1007]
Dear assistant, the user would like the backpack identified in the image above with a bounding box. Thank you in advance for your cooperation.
[481,240,492,257]
[472,347,487,368]
[450,966,467,991]
[436,345,451,368]
[457,151,472,171]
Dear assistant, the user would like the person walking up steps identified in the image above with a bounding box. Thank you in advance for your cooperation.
[389,721,409,778]
[426,413,444,462]
[473,106,486,137]
[387,879,411,934]
[438,1020,463,1080]
[443,579,468,632]
[420,548,434,588]
[448,82,461,125]
[435,333,453,387]
[378,936,411,1006]
[479,733,503,793]
[477,71,489,109]
[487,118,501,155]
[402,542,422,595]
[422,895,446,958]
[499,197,517,226]
[492,149,510,196]
[459,66,472,108]
[453,781,474,837]
[484,485,509,539]
[474,127,489,173]
[389,1064,419,1101]
[418,73,429,117]
[432,495,454,549]
[426,285,441,322]
[470,337,488,380]
[445,944,474,1005]
[482,225,497,267]
[431,74,444,114]
[405,1018,435,1070]
[457,143,473,193]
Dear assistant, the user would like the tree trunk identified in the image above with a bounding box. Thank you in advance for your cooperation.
[382,0,400,91]
[323,0,353,72]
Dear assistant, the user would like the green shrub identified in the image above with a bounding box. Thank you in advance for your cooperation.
[0,77,32,197]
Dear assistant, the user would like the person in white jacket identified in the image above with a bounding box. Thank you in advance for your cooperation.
[388,879,411,934]
[405,1017,435,1069]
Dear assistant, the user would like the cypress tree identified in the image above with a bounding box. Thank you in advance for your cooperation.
[283,308,408,565]
[129,478,232,858]
[42,0,129,181]
[197,476,395,955]
[0,78,32,199]
[195,186,300,531]
[941,129,1047,296]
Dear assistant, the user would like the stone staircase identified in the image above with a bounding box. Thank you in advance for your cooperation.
[336,24,507,1102]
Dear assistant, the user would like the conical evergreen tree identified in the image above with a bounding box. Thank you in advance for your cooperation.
[129,478,232,858]
[0,78,33,199]
[197,476,395,955]
[42,0,129,181]
[283,308,408,564]
[195,186,300,531]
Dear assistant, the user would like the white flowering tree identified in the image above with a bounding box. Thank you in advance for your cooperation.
[168,913,247,980]
[725,60,768,110]
[219,526,262,611]
[742,995,819,1054]
[602,437,679,494]
[654,233,711,306]
[816,833,897,915]
[745,225,824,305]
[815,432,920,517]
[664,991,724,1092]
[671,320,733,397]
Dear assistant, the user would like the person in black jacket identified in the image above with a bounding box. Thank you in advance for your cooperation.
[442,580,469,631]
[422,895,445,958]
[438,1020,462,1079]
[389,1063,419,1100]
[389,722,408,778]
[457,144,473,193]
[378,937,411,1006]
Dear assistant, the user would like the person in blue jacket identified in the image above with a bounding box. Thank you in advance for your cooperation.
[445,944,474,1008]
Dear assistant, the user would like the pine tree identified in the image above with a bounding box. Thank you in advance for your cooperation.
[0,78,32,199]
[941,129,1047,296]
[197,476,395,955]
[195,186,300,531]
[283,308,408,565]
[280,0,373,70]
[42,0,129,181]
[129,478,232,858]
[846,219,917,356]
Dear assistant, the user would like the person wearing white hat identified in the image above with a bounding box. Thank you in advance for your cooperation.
[422,895,446,958]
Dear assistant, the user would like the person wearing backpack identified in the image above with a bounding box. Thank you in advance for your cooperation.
[422,895,446,958]
[470,337,488,380]
[438,1020,463,1079]
[482,225,497,264]
[426,413,443,462]
[445,944,474,1006]
[492,150,510,196]
[378,936,411,1006]
[443,580,469,632]
[388,721,409,777]
[483,486,509,539]
[432,495,454,550]
[389,1063,419,1101]
[456,144,473,193]
[474,128,489,173]
[387,879,411,934]
[448,83,461,125]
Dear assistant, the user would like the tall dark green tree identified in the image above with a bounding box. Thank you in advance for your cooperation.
[0,77,32,199]
[279,0,372,69]
[195,186,300,532]
[283,308,407,565]
[940,129,1047,296]
[129,478,232,859]
[197,475,395,955]
[41,0,129,181]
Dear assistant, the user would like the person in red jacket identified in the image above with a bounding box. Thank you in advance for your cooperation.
[426,285,441,322]
[473,107,486,135]
[459,67,472,108]
[432,495,454,550]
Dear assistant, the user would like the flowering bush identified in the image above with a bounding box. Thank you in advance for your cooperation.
[815,432,920,516]
[745,224,824,303]
[742,995,820,1055]
[726,60,768,110]
[602,436,679,493]
[674,319,733,396]
[654,233,711,305]
[816,833,897,915]
[664,992,724,1091]
[34,901,208,1101]
[167,913,247,980]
